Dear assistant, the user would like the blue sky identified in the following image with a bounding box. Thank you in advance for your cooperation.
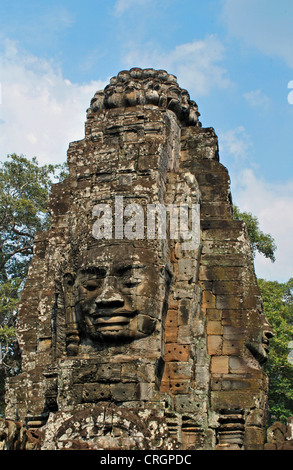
[0,0,293,282]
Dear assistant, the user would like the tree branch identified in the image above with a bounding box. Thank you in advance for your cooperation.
[11,227,34,239]
[4,245,33,263]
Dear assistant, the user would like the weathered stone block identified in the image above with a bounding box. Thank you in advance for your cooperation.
[229,357,249,374]
[111,383,138,402]
[206,308,222,321]
[210,356,229,374]
[202,290,216,309]
[164,343,190,362]
[165,309,178,328]
[178,299,192,325]
[169,379,190,395]
[82,383,111,402]
[206,320,223,335]
[164,326,178,343]
[165,362,193,380]
[207,335,222,355]
[222,338,241,355]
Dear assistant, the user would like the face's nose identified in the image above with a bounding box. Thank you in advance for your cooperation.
[262,316,274,341]
[264,328,274,341]
[263,328,275,343]
[262,319,274,357]
[95,280,124,311]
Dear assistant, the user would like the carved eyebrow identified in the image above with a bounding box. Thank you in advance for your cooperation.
[81,267,107,277]
[115,264,146,275]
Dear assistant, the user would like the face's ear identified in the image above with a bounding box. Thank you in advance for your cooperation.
[63,272,80,356]
[63,272,75,292]
[160,264,173,289]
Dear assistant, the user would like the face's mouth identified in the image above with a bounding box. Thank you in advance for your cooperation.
[94,316,130,331]
[246,337,270,365]
[262,338,270,354]
[92,309,136,331]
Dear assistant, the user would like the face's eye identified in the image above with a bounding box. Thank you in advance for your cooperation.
[123,278,141,289]
[113,264,146,291]
[84,280,103,292]
[78,267,106,294]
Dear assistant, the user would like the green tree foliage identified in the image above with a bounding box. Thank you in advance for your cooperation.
[0,154,67,281]
[0,154,67,414]
[258,278,293,423]
[233,205,277,262]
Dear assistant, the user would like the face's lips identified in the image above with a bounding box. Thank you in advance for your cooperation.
[262,335,271,351]
[92,309,136,330]
[94,316,130,325]
[94,308,134,318]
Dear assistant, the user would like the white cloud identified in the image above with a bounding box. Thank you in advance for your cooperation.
[114,0,151,16]
[0,39,107,165]
[218,124,293,282]
[230,168,293,282]
[244,89,271,110]
[221,0,293,68]
[122,35,231,96]
[219,126,252,160]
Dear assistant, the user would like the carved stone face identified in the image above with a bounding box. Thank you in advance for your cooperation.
[245,309,274,364]
[73,245,165,343]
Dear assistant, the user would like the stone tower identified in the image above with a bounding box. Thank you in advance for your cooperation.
[3,68,273,450]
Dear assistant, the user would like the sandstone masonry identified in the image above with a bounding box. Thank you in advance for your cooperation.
[1,68,274,450]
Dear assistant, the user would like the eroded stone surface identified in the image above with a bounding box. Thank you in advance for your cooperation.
[3,68,274,450]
